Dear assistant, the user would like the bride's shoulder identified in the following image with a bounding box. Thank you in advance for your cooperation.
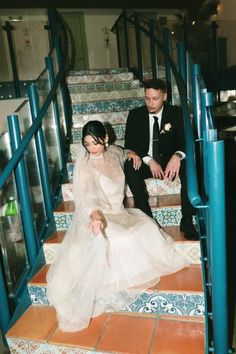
[108,144,124,157]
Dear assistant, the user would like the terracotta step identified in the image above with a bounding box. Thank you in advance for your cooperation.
[27,264,204,318]
[6,305,205,353]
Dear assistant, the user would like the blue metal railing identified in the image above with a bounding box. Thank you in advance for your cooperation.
[0,8,71,338]
[112,10,232,354]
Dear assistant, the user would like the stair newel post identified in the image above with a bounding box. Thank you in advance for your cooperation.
[28,84,55,220]
[208,140,228,354]
[45,56,64,168]
[162,27,172,105]
[134,13,143,83]
[123,10,130,70]
[0,263,11,335]
[177,41,187,85]
[7,114,38,264]
[149,19,157,79]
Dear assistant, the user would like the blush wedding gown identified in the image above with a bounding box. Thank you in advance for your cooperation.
[46,145,189,332]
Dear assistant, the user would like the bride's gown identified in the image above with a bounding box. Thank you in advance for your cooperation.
[47,145,189,332]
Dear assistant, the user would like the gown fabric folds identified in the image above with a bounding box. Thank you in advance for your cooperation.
[46,145,189,332]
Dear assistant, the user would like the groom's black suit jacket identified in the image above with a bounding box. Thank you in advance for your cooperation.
[124,104,185,167]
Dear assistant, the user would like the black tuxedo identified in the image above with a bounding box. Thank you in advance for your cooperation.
[124,104,195,219]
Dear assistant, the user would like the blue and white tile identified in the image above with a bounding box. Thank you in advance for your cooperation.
[28,283,204,319]
[72,110,129,128]
[70,88,144,103]
[126,292,204,317]
[67,72,134,84]
[72,98,145,115]
[69,67,128,76]
[68,80,140,93]
[54,206,181,231]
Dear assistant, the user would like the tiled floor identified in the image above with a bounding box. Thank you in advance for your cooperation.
[6,306,205,354]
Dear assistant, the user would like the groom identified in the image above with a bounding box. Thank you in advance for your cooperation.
[124,78,198,240]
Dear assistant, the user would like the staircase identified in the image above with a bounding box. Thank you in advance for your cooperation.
[5,68,205,353]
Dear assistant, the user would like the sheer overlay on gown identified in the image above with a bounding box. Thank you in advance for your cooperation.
[46,145,189,332]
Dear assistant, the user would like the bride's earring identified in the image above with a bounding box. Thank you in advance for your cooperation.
[105,142,109,147]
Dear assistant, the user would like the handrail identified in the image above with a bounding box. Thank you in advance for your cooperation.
[0,59,66,189]
[112,10,232,354]
[0,8,71,338]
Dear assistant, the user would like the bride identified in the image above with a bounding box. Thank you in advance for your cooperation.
[46,120,189,332]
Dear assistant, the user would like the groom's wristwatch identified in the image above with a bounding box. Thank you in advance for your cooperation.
[174,152,184,160]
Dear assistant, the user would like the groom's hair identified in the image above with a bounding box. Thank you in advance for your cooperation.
[144,78,166,92]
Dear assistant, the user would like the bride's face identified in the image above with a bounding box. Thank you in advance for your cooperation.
[84,134,105,156]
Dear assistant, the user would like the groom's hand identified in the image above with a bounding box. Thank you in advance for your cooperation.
[149,159,165,179]
[164,154,181,180]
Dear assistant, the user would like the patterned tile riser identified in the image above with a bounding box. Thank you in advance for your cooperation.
[70,88,144,104]
[72,124,126,142]
[62,178,181,201]
[44,242,200,265]
[69,67,129,75]
[72,111,129,128]
[67,72,134,84]
[7,339,106,354]
[54,207,182,231]
[68,80,140,93]
[72,98,145,115]
[27,285,204,317]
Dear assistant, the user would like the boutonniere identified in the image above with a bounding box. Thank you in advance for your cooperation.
[160,123,172,134]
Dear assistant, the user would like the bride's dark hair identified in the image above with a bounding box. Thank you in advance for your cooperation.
[82,120,107,146]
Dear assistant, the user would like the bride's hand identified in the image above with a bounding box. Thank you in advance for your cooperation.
[127,151,142,170]
[88,219,105,236]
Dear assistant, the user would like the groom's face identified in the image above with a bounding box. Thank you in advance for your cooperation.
[145,88,167,114]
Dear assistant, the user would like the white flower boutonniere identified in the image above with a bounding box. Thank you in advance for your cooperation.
[160,123,172,134]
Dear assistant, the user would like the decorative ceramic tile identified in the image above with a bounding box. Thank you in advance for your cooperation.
[175,242,201,264]
[28,285,48,305]
[72,98,145,115]
[7,339,92,354]
[43,243,61,264]
[72,110,129,128]
[126,292,204,316]
[125,177,181,197]
[70,88,144,103]
[28,283,204,319]
[54,212,73,230]
[7,338,43,354]
[46,344,92,353]
[67,72,134,84]
[68,80,140,93]
[54,207,181,231]
[62,177,181,202]
[66,162,74,181]
[72,124,126,142]
[69,67,128,76]
[152,207,182,226]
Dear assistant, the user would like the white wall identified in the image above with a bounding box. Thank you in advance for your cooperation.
[84,12,120,69]
[0,98,25,133]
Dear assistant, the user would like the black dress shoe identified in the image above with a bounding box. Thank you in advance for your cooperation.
[180,217,199,240]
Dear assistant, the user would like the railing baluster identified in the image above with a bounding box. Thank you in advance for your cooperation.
[7,114,38,265]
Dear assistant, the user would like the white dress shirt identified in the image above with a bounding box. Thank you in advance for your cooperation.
[142,107,185,165]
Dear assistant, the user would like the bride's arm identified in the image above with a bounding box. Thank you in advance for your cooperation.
[88,209,107,236]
